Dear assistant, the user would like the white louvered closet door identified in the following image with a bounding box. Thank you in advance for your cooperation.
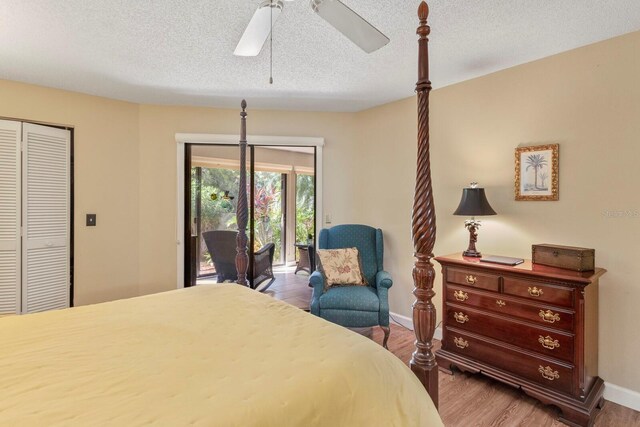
[22,123,70,313]
[0,120,21,314]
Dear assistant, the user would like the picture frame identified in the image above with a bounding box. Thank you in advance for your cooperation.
[515,143,559,201]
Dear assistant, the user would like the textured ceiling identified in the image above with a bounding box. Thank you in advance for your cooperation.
[0,1,639,112]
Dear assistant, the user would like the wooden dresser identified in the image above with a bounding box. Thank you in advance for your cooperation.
[435,253,606,427]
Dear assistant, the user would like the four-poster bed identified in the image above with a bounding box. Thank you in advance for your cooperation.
[233,0,440,407]
[0,284,440,425]
[236,1,438,407]
[0,3,443,425]
[235,99,250,287]
[409,1,439,407]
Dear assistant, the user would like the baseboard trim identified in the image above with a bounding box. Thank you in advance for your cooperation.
[389,312,413,330]
[604,382,640,412]
[389,312,442,341]
[434,326,442,341]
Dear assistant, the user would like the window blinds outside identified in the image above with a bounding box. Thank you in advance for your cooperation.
[21,123,70,313]
[0,120,21,314]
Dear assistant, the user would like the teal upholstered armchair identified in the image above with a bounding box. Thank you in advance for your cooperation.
[310,224,393,348]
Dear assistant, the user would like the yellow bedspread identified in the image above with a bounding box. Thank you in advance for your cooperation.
[0,284,441,426]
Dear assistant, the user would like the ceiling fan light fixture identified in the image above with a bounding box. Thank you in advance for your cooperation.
[234,0,284,57]
[310,0,390,53]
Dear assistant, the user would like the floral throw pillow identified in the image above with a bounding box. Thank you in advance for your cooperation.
[316,247,367,288]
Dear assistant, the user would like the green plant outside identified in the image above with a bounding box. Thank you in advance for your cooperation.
[253,171,283,262]
[193,167,314,269]
[296,174,315,246]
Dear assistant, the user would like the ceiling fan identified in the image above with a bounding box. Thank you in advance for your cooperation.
[234,0,390,57]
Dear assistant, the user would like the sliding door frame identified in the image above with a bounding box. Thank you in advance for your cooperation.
[175,133,324,289]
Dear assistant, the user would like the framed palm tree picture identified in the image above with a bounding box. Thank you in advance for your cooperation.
[515,144,559,201]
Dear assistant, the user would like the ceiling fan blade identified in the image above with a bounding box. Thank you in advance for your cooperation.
[234,0,283,57]
[310,0,389,53]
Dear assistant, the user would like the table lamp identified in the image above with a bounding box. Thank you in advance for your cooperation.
[453,182,496,257]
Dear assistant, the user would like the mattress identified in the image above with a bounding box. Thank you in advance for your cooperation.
[0,284,441,426]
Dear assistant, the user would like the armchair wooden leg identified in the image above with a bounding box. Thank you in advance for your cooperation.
[381,326,390,349]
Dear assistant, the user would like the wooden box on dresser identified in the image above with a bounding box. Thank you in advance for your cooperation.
[434,253,606,427]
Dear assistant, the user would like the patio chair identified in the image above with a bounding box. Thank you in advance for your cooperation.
[202,230,276,290]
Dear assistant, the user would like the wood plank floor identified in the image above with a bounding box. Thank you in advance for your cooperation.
[262,269,312,310]
[371,325,640,427]
[262,277,640,426]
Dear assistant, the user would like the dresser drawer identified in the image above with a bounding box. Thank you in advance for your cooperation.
[445,304,574,362]
[443,328,574,395]
[446,268,500,292]
[444,286,575,332]
[503,277,574,308]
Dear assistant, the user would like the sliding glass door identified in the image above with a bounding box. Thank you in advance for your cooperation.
[193,165,241,277]
[185,143,315,289]
[295,173,315,245]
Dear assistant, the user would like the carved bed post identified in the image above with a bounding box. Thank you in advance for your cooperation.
[236,100,249,286]
[410,1,439,407]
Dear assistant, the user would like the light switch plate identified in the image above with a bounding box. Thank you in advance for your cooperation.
[86,214,97,226]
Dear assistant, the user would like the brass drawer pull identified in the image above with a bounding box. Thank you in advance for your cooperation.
[465,275,477,285]
[539,365,560,381]
[496,300,506,307]
[454,312,469,324]
[539,309,561,323]
[454,337,469,349]
[528,286,544,297]
[454,290,468,302]
[538,335,560,350]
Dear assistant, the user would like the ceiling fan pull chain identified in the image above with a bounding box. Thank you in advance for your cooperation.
[269,0,274,84]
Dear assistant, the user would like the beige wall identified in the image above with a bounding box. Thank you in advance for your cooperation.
[355,31,640,392]
[0,80,141,305]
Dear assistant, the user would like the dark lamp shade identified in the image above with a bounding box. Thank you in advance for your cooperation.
[453,188,497,216]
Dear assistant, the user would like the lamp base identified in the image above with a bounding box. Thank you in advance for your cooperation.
[463,221,482,258]
[463,249,482,258]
